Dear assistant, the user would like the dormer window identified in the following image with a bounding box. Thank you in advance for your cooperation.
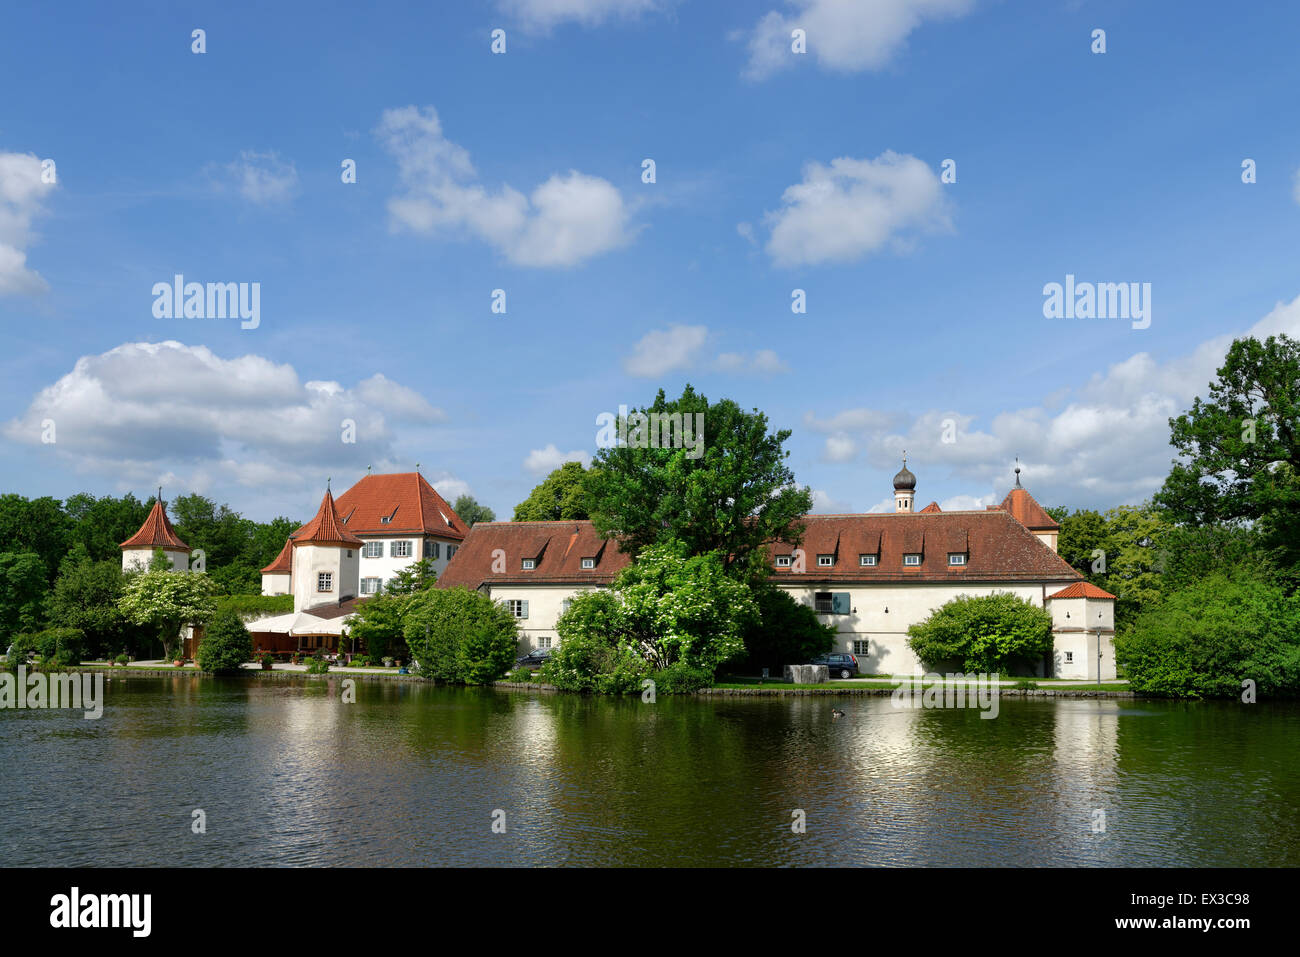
[379,516,391,524]
[817,555,834,567]
[859,554,877,567]
[775,555,792,568]
[581,558,595,569]
[948,553,967,566]
[522,558,536,570]
[904,554,921,566]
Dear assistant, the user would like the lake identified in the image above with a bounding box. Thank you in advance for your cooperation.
[2,675,1296,866]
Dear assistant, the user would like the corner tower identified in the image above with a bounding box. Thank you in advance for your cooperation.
[120,491,191,573]
[291,484,363,612]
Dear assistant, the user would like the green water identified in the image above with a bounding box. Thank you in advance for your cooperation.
[1,676,1295,866]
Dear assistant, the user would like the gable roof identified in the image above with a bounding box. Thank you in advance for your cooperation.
[438,521,631,589]
[919,501,942,513]
[120,499,190,552]
[260,538,294,574]
[768,510,1080,584]
[334,472,467,540]
[997,486,1060,531]
[293,489,363,548]
[1047,581,1117,600]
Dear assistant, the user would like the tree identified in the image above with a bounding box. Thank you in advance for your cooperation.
[0,495,72,582]
[1156,334,1300,569]
[452,494,495,527]
[47,546,133,659]
[197,611,254,673]
[385,557,438,595]
[403,587,519,684]
[733,583,837,674]
[1116,572,1300,697]
[907,593,1053,674]
[118,568,218,660]
[1052,508,1112,581]
[540,590,648,694]
[586,385,812,576]
[346,592,406,662]
[64,492,152,563]
[0,551,49,638]
[513,462,590,521]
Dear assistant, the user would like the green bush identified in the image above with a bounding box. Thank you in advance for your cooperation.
[212,594,294,619]
[196,611,253,673]
[540,591,648,694]
[907,592,1053,674]
[32,627,87,666]
[506,667,535,683]
[649,662,713,694]
[403,587,519,685]
[114,653,130,666]
[305,656,330,674]
[1116,572,1300,698]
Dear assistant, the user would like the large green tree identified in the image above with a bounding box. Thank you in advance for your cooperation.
[0,495,72,582]
[586,385,812,576]
[513,462,590,521]
[47,545,134,658]
[452,494,496,527]
[907,592,1053,675]
[63,492,152,563]
[118,563,219,660]
[0,551,49,638]
[1155,333,1300,569]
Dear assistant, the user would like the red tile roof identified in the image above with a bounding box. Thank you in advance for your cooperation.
[438,521,631,589]
[997,486,1060,531]
[768,510,1080,584]
[1047,581,1117,600]
[334,472,467,540]
[260,538,294,574]
[120,499,190,552]
[919,501,942,513]
[293,489,363,547]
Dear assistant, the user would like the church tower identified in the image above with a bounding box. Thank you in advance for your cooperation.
[893,455,916,513]
[120,491,191,573]
[291,484,363,613]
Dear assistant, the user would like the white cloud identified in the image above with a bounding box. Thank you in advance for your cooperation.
[623,324,708,377]
[0,151,56,296]
[742,0,977,80]
[524,443,592,475]
[810,488,854,513]
[764,152,951,267]
[802,294,1300,509]
[715,348,790,375]
[822,432,858,463]
[221,150,299,205]
[736,221,757,245]
[3,340,448,496]
[377,105,633,268]
[500,0,667,31]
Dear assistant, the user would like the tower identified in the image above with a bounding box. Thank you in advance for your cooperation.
[893,454,916,513]
[120,491,191,573]
[291,483,363,612]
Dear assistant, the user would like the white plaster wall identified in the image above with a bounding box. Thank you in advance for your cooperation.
[122,548,189,573]
[482,584,604,654]
[261,572,290,596]
[292,544,360,611]
[356,535,460,592]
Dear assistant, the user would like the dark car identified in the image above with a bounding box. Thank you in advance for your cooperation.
[515,647,552,668]
[811,653,859,678]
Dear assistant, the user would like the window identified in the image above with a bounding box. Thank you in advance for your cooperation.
[852,640,870,656]
[859,554,877,567]
[948,553,966,566]
[1065,651,1073,664]
[447,545,457,559]
[538,637,552,650]
[360,577,382,595]
[561,599,573,614]
[363,541,383,558]
[775,555,792,568]
[380,516,391,524]
[817,555,834,567]
[814,592,851,614]
[505,599,529,619]
[522,558,536,570]
[346,550,353,558]
[904,554,921,566]
[581,558,595,569]
[391,540,411,558]
[317,572,333,592]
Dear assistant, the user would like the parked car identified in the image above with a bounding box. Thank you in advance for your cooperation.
[810,653,859,678]
[515,647,552,668]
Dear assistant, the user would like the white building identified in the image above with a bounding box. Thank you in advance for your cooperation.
[120,495,192,573]
[437,464,1117,679]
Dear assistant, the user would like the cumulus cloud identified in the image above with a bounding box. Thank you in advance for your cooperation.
[3,340,449,496]
[499,0,667,31]
[377,105,633,268]
[803,294,1300,509]
[218,150,299,205]
[524,443,592,475]
[742,0,976,80]
[715,348,790,375]
[622,324,708,377]
[810,488,855,513]
[0,151,56,296]
[764,152,951,267]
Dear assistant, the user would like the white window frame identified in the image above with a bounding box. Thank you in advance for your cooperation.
[522,558,536,570]
[505,599,529,619]
[1065,651,1073,664]
[817,555,834,567]
[538,636,552,650]
[391,540,411,558]
[317,572,333,592]
[948,553,966,566]
[904,554,921,566]
[360,577,382,595]
[363,541,383,558]
[775,555,792,568]
[581,557,595,569]
[859,554,877,567]
[852,640,870,656]
[429,541,441,559]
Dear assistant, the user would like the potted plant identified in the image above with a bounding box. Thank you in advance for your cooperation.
[382,656,394,668]
[114,653,129,668]
[260,653,275,671]
[174,656,186,667]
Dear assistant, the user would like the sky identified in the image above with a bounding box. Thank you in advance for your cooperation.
[1,0,1298,524]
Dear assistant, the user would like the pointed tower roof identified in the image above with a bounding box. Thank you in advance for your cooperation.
[260,537,294,574]
[998,466,1059,531]
[120,496,190,552]
[293,488,363,547]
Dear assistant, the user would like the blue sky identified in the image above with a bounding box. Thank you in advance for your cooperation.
[2,0,1299,523]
